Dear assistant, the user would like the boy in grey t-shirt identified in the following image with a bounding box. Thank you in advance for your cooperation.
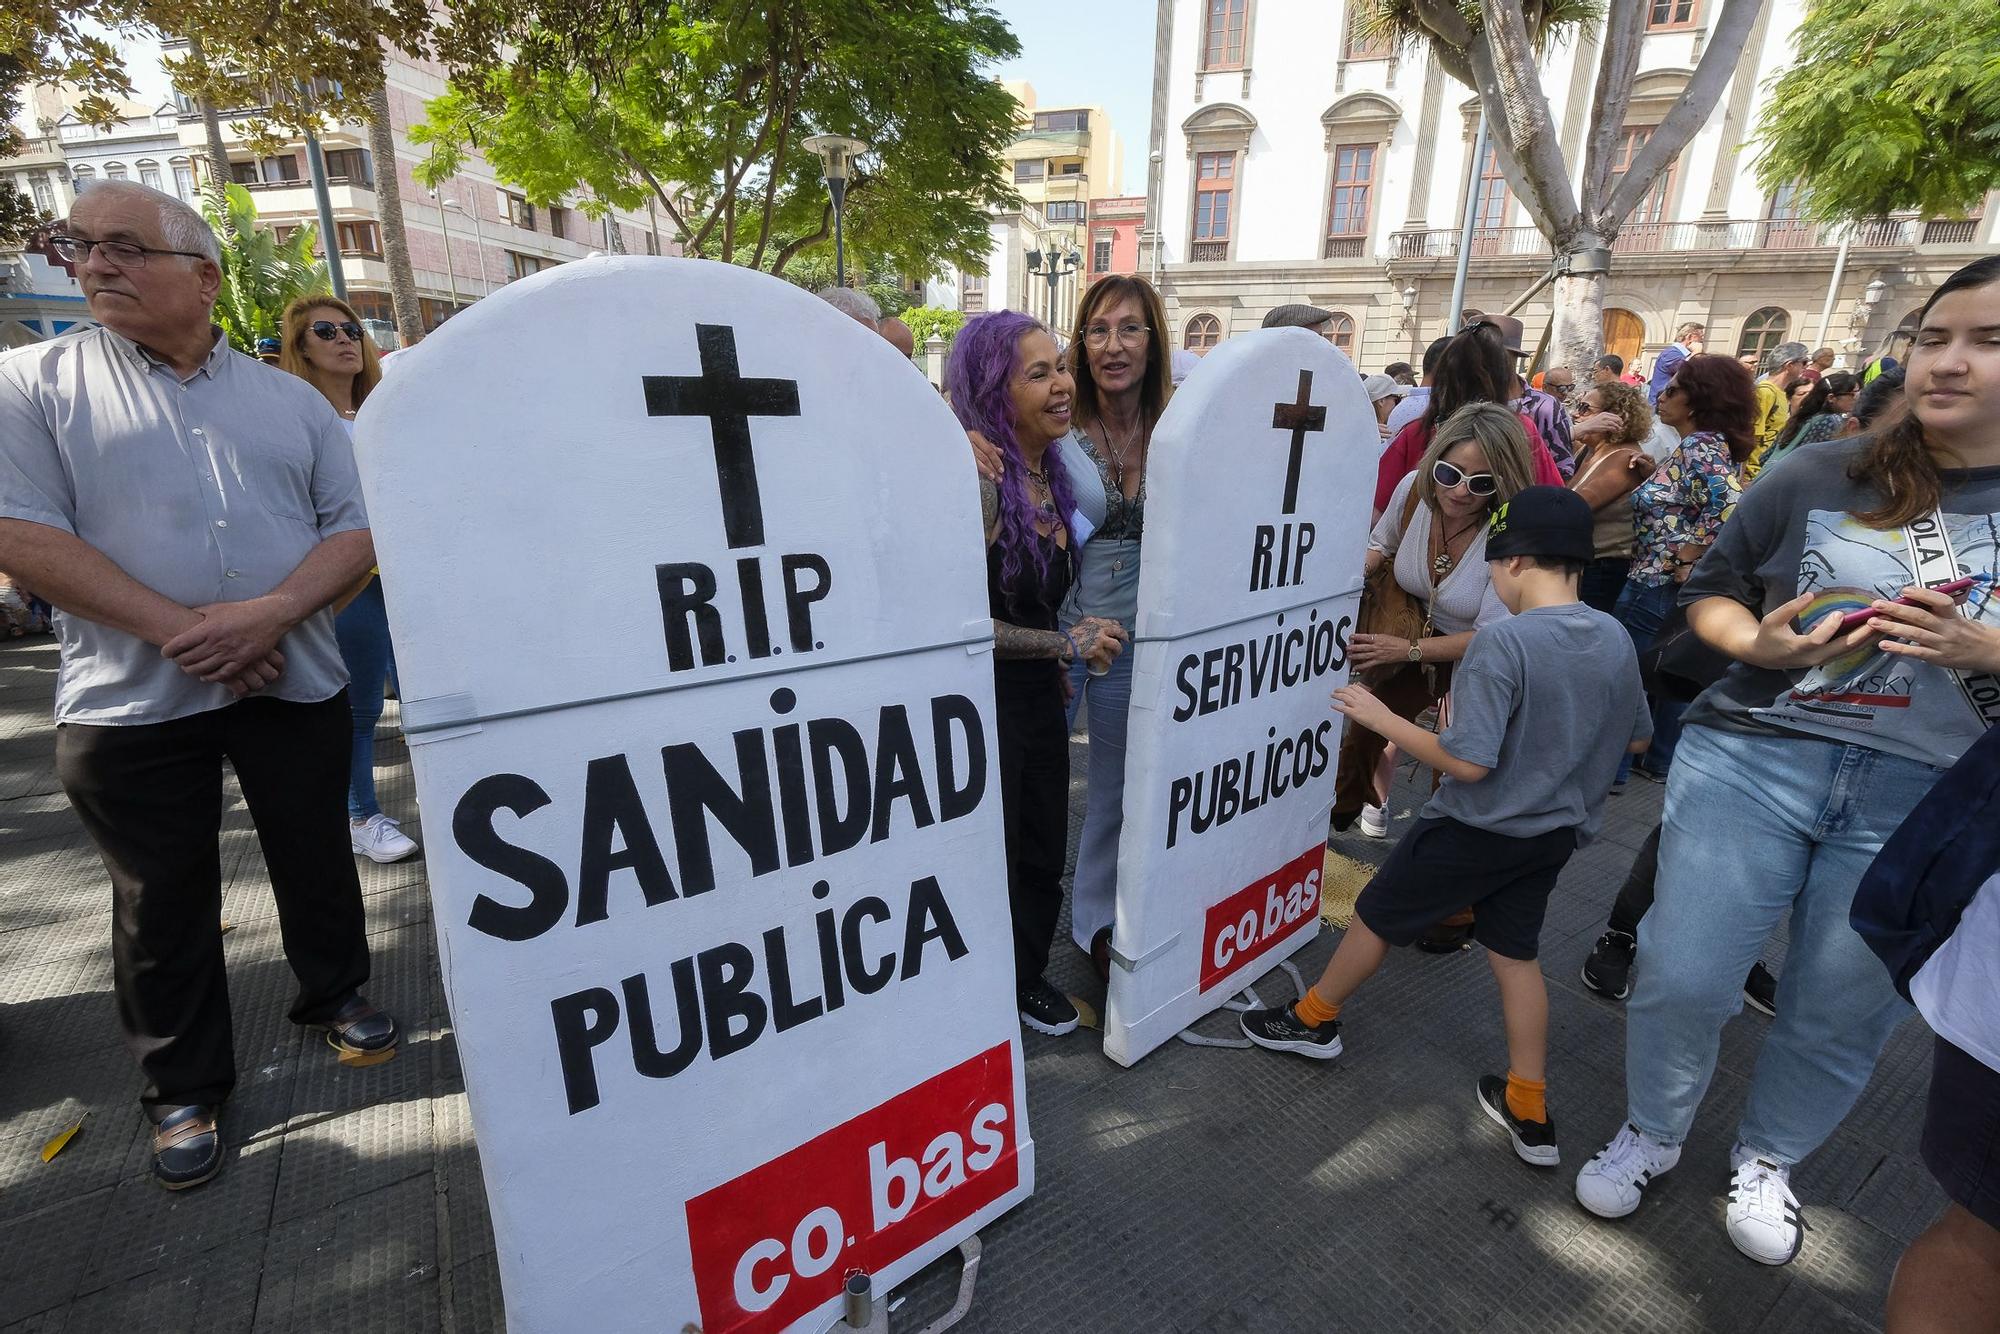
[1242,487,1651,1168]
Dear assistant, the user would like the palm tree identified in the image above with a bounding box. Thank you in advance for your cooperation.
[1358,1,1765,374]
[203,182,327,351]
[363,61,423,347]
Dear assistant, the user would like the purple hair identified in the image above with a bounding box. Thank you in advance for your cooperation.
[947,311,1079,602]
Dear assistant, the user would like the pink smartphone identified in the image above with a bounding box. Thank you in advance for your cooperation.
[1837,575,1981,630]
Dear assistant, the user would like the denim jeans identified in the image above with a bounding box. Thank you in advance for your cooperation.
[332,577,398,820]
[1065,649,1132,954]
[1624,723,1942,1165]
[1613,578,1687,776]
[1579,557,1631,616]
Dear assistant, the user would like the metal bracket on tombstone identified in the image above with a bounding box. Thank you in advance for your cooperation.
[1172,959,1309,1050]
[826,1235,983,1334]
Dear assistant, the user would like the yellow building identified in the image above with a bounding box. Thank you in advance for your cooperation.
[996,81,1125,328]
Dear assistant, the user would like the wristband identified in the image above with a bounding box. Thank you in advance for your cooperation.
[1061,629,1083,663]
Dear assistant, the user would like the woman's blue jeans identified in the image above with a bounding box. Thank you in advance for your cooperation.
[1613,577,1687,776]
[333,577,398,821]
[1623,724,1940,1164]
[1064,649,1132,954]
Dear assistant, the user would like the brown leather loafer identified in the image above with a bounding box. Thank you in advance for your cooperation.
[153,1104,223,1190]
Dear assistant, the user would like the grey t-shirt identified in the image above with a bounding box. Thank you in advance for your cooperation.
[1423,603,1650,843]
[1680,438,2000,766]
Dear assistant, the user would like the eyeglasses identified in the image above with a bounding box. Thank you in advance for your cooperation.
[1432,459,1498,497]
[1082,322,1152,350]
[47,234,210,268]
[309,320,365,344]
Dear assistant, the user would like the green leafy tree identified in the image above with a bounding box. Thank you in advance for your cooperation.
[412,0,1022,278]
[777,251,915,316]
[901,306,965,350]
[1754,2,2000,223]
[203,182,327,351]
[5,4,434,331]
[1,55,52,247]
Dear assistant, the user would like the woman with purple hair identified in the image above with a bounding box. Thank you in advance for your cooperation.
[948,312,1128,1037]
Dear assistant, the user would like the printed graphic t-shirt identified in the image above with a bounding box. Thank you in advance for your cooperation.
[1680,438,2000,767]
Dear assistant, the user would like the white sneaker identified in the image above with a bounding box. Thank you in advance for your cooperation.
[1358,804,1388,838]
[1575,1123,1681,1219]
[351,814,419,864]
[1726,1146,1806,1265]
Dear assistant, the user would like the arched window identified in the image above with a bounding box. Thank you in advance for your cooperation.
[103,162,127,181]
[137,160,162,191]
[1185,313,1223,354]
[1326,311,1355,354]
[71,165,95,185]
[170,157,195,200]
[1736,307,1790,365]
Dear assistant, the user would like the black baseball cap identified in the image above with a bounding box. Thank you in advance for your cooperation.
[1484,485,1593,563]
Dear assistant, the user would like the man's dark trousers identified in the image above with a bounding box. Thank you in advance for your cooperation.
[55,692,372,1118]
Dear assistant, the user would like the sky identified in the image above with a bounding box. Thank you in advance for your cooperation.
[989,0,1155,195]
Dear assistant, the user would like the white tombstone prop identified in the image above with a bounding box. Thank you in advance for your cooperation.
[1101,328,1377,1066]
[355,257,1031,1333]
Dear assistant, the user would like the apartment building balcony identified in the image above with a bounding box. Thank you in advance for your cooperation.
[239,177,378,213]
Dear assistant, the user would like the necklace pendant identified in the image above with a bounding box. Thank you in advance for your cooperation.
[1432,553,1452,576]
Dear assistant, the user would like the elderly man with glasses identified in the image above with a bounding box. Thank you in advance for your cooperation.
[0,182,399,1191]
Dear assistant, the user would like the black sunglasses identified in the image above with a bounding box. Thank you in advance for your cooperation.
[309,320,364,344]
[1432,459,1498,497]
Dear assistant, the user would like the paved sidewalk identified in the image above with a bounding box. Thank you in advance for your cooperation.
[0,632,1941,1332]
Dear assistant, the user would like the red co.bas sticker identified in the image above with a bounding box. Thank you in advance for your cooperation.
[685,1042,1019,1333]
[1199,844,1323,992]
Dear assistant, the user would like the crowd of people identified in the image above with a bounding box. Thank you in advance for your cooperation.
[952,255,1999,1323]
[2,179,1995,1328]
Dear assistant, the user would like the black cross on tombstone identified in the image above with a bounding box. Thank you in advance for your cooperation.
[1270,368,1327,515]
[643,323,802,549]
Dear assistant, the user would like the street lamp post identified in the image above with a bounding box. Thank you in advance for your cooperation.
[1026,239,1081,329]
[803,134,870,287]
[430,190,462,309]
[444,195,490,294]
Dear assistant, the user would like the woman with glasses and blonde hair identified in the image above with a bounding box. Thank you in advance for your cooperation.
[277,294,417,865]
[1333,405,1540,895]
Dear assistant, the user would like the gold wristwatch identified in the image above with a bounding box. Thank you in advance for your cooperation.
[1406,640,1424,663]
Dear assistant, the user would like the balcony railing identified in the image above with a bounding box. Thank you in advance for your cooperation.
[1322,235,1367,259]
[1391,216,1923,260]
[243,174,374,192]
[1189,240,1230,261]
[1923,218,1982,244]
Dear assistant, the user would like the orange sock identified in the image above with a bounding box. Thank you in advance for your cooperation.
[1505,1071,1547,1123]
[1294,988,1342,1028]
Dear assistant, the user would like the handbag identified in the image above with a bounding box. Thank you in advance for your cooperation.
[1354,485,1426,686]
[1638,596,1734,703]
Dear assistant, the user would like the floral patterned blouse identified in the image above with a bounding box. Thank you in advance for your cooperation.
[1628,428,1742,587]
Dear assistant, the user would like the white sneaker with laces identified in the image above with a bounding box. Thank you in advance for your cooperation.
[1358,804,1388,838]
[1726,1145,1806,1265]
[1575,1123,1681,1219]
[351,814,420,864]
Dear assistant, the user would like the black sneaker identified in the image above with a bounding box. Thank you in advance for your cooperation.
[1581,930,1637,1001]
[1742,961,1779,1017]
[1018,978,1079,1036]
[1477,1075,1559,1167]
[1239,1004,1343,1060]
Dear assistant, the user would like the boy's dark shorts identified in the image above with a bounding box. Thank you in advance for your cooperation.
[1354,816,1578,961]
[1923,1036,2000,1230]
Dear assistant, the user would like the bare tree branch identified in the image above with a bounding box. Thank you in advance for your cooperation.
[1603,0,1767,224]
[1580,0,1644,219]
[1473,0,1579,243]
